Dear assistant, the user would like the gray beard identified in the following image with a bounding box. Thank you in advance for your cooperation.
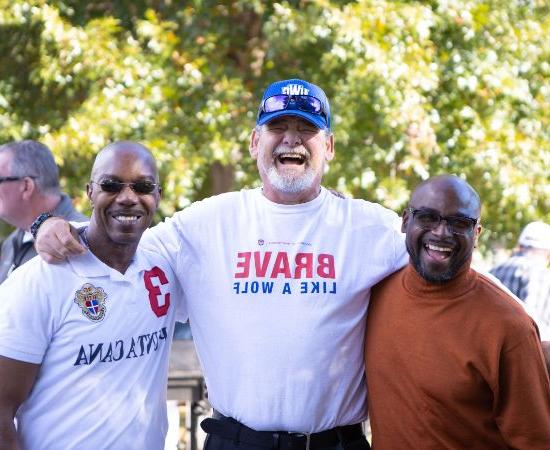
[265,165,316,195]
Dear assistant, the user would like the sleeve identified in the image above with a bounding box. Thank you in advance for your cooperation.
[494,323,550,448]
[364,200,408,272]
[393,230,407,272]
[0,265,57,364]
[140,213,185,275]
[141,200,210,281]
[171,274,189,323]
[387,207,407,271]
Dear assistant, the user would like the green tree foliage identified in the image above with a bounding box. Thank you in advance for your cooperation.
[0,0,548,250]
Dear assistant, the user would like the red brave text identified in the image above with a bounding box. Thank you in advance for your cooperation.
[234,251,336,279]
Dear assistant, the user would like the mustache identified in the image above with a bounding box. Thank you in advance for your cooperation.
[424,238,456,249]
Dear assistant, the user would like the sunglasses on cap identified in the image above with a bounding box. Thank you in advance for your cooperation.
[408,207,478,236]
[259,94,328,119]
[90,180,158,195]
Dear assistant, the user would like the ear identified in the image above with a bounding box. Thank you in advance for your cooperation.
[324,133,335,162]
[401,208,410,233]
[155,186,162,207]
[86,183,93,208]
[21,176,36,200]
[249,128,260,160]
[473,223,482,247]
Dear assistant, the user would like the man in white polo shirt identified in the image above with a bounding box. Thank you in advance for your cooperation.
[0,141,185,449]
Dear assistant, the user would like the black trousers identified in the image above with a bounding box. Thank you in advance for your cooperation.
[204,433,371,450]
[201,414,371,450]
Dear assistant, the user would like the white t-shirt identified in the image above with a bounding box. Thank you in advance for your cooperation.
[0,246,185,450]
[142,187,407,432]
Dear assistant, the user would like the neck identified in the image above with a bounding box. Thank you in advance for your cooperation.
[403,259,476,299]
[261,185,322,205]
[84,225,138,274]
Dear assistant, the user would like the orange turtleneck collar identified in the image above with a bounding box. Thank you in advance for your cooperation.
[402,258,478,300]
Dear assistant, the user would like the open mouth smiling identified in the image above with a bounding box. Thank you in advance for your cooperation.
[424,242,454,261]
[276,152,307,165]
[112,213,142,225]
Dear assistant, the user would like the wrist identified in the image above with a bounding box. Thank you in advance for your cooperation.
[30,212,54,240]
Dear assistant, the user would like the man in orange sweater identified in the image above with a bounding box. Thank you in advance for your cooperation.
[365,175,550,449]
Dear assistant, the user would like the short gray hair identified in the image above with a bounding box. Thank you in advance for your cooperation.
[0,140,60,193]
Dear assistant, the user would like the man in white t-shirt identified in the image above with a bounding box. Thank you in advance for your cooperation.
[34,79,404,450]
[0,142,185,450]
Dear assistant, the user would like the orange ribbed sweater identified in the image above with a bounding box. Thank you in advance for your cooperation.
[365,263,550,450]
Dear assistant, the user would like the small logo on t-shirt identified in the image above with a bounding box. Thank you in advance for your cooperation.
[74,283,107,322]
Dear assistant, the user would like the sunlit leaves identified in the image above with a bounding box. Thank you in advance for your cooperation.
[0,0,548,251]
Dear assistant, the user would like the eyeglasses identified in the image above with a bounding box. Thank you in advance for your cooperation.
[259,94,328,119]
[408,207,478,235]
[0,175,36,184]
[91,180,158,195]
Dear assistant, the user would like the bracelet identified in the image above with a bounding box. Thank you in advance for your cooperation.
[30,212,54,240]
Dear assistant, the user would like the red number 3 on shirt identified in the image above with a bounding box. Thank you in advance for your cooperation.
[144,266,171,317]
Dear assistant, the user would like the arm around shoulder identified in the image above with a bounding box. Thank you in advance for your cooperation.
[34,216,86,263]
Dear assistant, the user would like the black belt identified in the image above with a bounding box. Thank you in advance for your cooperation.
[200,411,368,450]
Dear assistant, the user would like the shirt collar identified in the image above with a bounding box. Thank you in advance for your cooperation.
[68,231,149,281]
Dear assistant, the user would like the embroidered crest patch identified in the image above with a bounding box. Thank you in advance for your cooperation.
[74,283,107,322]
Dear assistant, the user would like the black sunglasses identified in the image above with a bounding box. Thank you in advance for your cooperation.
[91,180,158,195]
[408,207,478,236]
[259,94,328,119]
[0,175,36,184]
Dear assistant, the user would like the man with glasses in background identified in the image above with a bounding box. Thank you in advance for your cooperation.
[365,175,550,449]
[0,140,86,283]
[35,79,403,449]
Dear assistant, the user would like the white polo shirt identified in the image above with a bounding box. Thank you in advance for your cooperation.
[0,246,185,450]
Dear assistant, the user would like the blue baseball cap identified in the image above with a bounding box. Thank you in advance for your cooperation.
[256,79,331,131]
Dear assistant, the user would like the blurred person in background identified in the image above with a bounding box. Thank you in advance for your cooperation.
[0,140,86,283]
[490,221,550,332]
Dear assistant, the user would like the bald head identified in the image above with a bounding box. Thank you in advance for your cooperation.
[411,175,481,220]
[91,141,158,182]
